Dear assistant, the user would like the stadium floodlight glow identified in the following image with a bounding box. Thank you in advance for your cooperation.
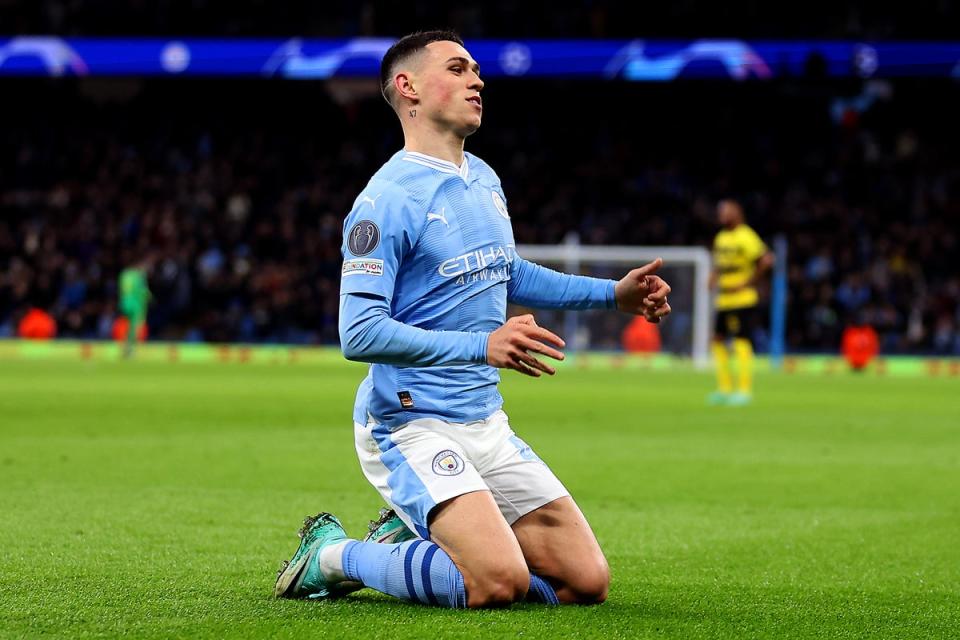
[516,241,711,368]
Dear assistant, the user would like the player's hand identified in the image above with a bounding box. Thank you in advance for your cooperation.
[487,314,565,377]
[615,257,672,323]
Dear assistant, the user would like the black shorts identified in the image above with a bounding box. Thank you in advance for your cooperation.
[714,306,760,340]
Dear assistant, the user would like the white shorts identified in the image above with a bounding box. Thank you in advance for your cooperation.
[354,409,569,539]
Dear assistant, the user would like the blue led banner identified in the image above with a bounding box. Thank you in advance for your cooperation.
[1,37,959,80]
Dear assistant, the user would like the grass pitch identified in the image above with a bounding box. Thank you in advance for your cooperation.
[0,356,957,639]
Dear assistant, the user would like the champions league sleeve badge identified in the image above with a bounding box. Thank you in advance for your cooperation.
[347,220,380,256]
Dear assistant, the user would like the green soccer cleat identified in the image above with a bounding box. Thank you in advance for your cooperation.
[727,392,753,406]
[275,512,349,599]
[363,507,417,544]
[324,508,418,598]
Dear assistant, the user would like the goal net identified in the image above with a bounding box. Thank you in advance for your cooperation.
[513,239,711,368]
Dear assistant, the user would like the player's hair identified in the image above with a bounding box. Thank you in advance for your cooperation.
[380,30,464,108]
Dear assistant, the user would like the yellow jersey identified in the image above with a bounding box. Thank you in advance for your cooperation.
[713,224,768,311]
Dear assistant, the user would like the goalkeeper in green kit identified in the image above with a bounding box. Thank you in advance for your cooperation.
[118,258,152,358]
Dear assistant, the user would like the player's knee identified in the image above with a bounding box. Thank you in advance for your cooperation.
[466,564,530,608]
[566,558,609,604]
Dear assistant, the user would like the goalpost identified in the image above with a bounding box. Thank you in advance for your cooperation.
[515,238,712,368]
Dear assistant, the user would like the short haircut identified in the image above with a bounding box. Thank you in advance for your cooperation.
[380,30,464,107]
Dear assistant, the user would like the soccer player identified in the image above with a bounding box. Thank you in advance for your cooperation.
[275,30,672,609]
[118,257,152,358]
[708,199,774,405]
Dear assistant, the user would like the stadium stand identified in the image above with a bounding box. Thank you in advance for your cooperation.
[1,77,957,353]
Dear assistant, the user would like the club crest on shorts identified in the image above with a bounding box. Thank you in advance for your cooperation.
[432,450,465,476]
[348,220,380,256]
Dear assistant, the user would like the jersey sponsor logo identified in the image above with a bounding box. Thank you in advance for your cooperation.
[491,190,510,219]
[348,220,380,256]
[438,244,514,278]
[359,193,382,209]
[432,450,465,476]
[426,207,449,226]
[342,258,384,277]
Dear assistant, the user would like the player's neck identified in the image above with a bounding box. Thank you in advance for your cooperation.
[403,127,466,167]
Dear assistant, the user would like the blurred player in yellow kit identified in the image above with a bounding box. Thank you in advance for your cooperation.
[709,199,774,405]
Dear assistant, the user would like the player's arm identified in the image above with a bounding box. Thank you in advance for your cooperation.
[339,294,563,376]
[507,256,617,310]
[339,292,488,366]
[751,250,775,284]
[509,255,671,322]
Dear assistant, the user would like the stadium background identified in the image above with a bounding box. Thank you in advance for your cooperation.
[1,3,958,639]
[2,4,959,356]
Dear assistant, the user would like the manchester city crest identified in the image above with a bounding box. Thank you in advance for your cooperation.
[491,190,510,220]
[432,450,465,476]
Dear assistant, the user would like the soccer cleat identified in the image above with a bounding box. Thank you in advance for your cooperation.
[275,512,349,599]
[327,508,419,597]
[363,507,417,544]
[727,392,753,406]
[707,391,730,406]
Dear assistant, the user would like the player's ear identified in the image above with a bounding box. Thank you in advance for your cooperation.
[395,72,418,103]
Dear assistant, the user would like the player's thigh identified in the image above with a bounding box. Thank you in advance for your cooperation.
[429,490,530,607]
[474,413,607,602]
[717,309,745,339]
[354,418,529,605]
[354,418,486,538]
[741,306,761,343]
[511,496,609,604]
[471,412,570,525]
[713,309,729,340]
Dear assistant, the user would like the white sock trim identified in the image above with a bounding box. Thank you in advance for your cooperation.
[318,540,351,582]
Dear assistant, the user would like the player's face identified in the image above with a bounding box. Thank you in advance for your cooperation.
[717,201,740,228]
[417,41,484,137]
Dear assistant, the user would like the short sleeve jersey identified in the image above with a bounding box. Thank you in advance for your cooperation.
[340,150,517,429]
[119,268,150,314]
[713,224,768,311]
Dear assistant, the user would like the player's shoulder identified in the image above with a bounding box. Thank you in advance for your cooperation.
[350,155,417,210]
[345,162,428,237]
[737,224,763,242]
[465,152,502,186]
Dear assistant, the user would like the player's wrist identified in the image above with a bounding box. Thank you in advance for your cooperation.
[475,331,492,364]
[607,279,620,310]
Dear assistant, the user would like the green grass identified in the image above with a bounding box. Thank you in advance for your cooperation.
[1,358,958,639]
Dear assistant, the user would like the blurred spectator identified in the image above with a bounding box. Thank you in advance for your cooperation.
[17,307,56,339]
[622,317,661,353]
[0,77,957,352]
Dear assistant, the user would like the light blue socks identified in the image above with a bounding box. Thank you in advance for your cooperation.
[343,540,467,608]
[341,540,561,607]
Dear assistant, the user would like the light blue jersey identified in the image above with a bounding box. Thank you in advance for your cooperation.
[340,150,616,429]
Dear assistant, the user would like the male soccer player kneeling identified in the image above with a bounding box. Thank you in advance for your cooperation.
[275,30,672,608]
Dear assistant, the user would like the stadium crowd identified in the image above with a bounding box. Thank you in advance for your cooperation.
[1,78,957,353]
[6,0,958,39]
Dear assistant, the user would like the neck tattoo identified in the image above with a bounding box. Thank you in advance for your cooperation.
[409,109,417,118]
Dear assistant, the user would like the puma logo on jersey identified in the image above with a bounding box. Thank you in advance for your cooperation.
[359,193,382,209]
[426,208,449,226]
